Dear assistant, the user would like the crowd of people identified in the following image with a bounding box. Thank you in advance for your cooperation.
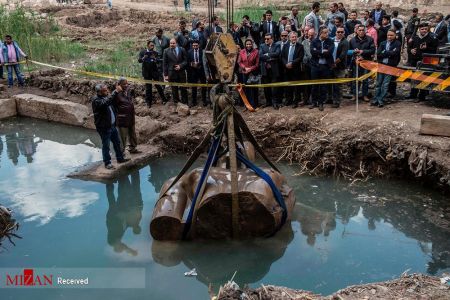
[137,2,448,111]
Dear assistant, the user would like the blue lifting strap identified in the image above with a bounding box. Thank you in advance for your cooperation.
[182,129,223,239]
[236,150,287,228]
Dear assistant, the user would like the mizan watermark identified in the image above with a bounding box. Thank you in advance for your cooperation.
[1,268,145,289]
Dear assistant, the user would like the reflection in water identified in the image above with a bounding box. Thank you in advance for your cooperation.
[0,118,101,224]
[5,133,20,165]
[106,171,143,256]
[152,225,294,288]
[289,177,450,275]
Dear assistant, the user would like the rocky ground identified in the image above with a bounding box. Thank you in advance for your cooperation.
[1,1,450,298]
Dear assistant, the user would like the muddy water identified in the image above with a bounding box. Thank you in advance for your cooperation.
[0,117,449,299]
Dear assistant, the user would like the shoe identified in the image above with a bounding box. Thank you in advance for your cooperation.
[309,104,316,109]
[273,104,279,110]
[105,164,115,170]
[332,103,339,108]
[292,103,298,108]
[405,95,416,100]
[129,149,142,154]
[378,104,384,108]
[319,104,324,111]
[413,98,421,103]
[363,96,370,102]
[350,96,356,101]
[117,158,130,163]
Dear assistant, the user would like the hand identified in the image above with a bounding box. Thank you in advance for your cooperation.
[411,48,417,55]
[115,85,123,93]
[143,54,148,59]
[420,43,427,50]
[286,62,293,69]
[335,58,341,64]
[408,38,413,43]
[175,65,180,71]
[164,76,169,81]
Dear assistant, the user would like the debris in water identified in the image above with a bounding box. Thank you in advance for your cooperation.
[184,268,197,277]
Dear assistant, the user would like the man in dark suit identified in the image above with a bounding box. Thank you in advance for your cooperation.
[281,31,304,108]
[259,33,281,109]
[187,40,207,107]
[373,29,401,107]
[260,10,280,42]
[434,13,448,46]
[163,38,188,104]
[331,26,348,108]
[310,26,335,111]
[369,2,386,27]
[205,15,223,38]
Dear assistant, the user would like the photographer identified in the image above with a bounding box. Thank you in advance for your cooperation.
[138,40,167,107]
[240,15,260,47]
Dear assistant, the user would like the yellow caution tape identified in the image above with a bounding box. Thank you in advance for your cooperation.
[28,59,375,89]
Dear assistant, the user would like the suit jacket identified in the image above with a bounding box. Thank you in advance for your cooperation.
[259,43,281,77]
[281,42,304,70]
[376,39,402,67]
[187,48,205,79]
[369,9,387,26]
[310,38,335,67]
[334,38,349,70]
[260,20,280,41]
[163,47,188,78]
[434,21,448,46]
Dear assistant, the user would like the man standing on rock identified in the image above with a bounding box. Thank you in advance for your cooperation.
[1,35,27,88]
[92,83,129,170]
[112,77,140,155]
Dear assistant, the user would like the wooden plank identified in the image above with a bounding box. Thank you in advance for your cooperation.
[420,114,450,137]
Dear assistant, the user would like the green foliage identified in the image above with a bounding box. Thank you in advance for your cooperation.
[83,39,141,78]
[0,5,85,63]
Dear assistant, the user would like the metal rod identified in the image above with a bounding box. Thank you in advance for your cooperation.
[227,111,240,239]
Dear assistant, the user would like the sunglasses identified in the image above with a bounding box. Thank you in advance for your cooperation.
[265,38,271,40]
[337,31,345,33]
[281,34,288,36]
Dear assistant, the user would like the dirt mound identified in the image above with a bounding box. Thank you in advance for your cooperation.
[66,10,122,28]
[216,273,450,299]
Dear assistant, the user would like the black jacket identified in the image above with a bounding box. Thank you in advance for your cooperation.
[376,39,402,66]
[378,25,391,45]
[369,9,387,26]
[260,20,280,41]
[163,47,188,78]
[349,35,376,60]
[205,25,223,38]
[281,42,304,78]
[408,33,439,63]
[92,91,118,129]
[187,48,205,79]
[259,43,281,77]
[334,39,349,70]
[434,21,448,46]
[310,38,335,67]
[138,49,161,79]
[345,19,362,36]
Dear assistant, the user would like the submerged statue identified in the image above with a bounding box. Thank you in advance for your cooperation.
[150,83,295,240]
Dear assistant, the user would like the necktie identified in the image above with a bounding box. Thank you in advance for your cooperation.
[288,44,294,62]
[195,50,198,63]
[172,48,176,57]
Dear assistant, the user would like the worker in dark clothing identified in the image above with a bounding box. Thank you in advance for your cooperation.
[91,84,129,169]
[112,77,140,155]
[406,23,439,102]
[138,40,167,107]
